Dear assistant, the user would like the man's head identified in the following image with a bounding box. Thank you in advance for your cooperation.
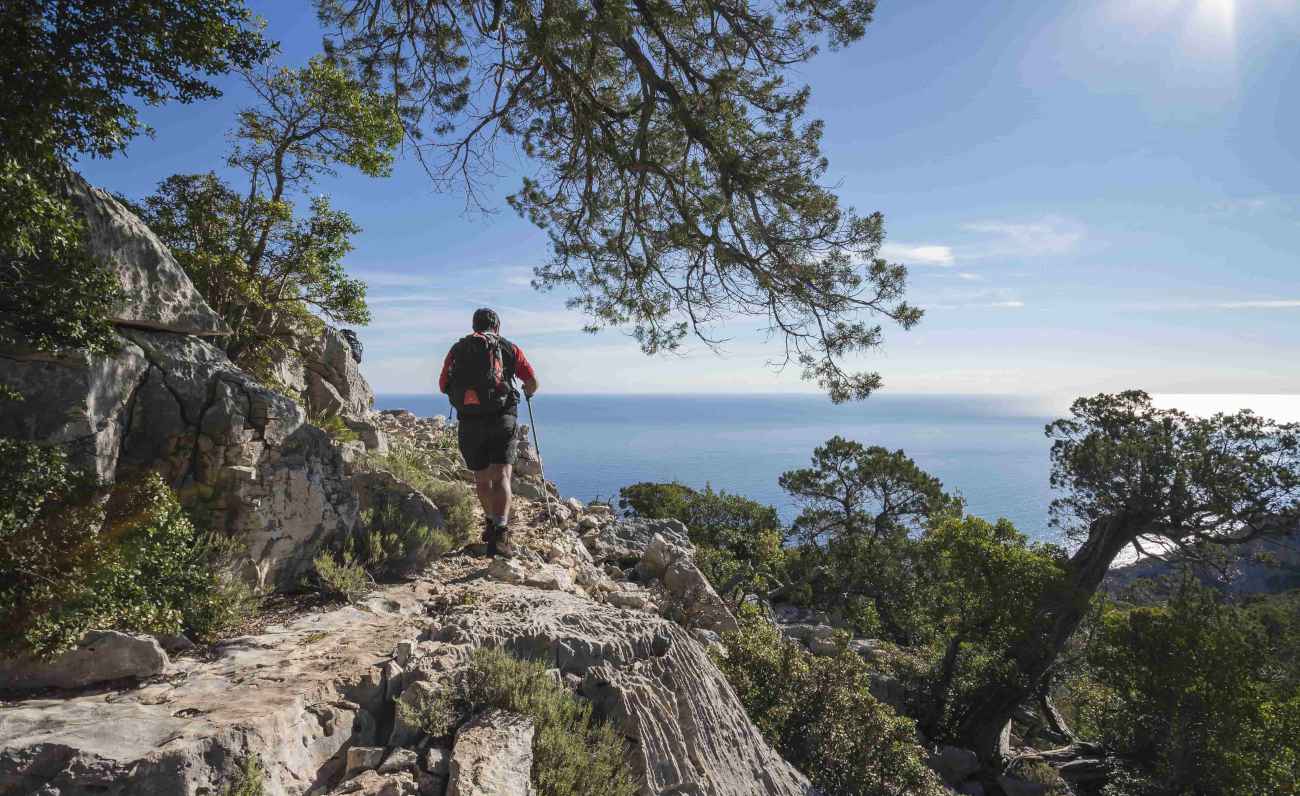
[472,307,500,333]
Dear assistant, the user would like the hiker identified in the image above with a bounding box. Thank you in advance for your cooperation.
[438,308,539,556]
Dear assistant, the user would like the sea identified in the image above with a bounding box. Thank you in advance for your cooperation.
[375,393,1069,542]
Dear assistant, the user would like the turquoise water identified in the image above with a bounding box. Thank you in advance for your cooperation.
[375,393,1062,541]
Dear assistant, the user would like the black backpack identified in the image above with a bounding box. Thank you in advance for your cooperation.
[445,332,517,417]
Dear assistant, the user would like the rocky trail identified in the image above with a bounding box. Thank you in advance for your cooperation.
[0,493,811,796]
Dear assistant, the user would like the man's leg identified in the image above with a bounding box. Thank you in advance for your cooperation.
[487,463,513,525]
[472,468,493,517]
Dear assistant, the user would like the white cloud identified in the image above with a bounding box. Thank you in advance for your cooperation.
[880,243,955,266]
[962,216,1085,258]
[957,272,982,281]
[989,300,1026,308]
[1127,299,1300,311]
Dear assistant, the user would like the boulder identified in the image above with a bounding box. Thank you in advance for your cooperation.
[0,631,167,691]
[379,748,420,774]
[996,775,1051,796]
[304,326,375,422]
[926,745,981,785]
[61,170,229,337]
[347,747,387,777]
[514,423,543,479]
[334,770,419,796]
[447,709,535,796]
[583,518,692,565]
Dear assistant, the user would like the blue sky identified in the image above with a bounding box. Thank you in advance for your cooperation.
[77,0,1300,401]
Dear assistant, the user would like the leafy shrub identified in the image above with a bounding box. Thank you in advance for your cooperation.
[1008,761,1070,796]
[404,647,636,796]
[715,609,947,796]
[310,413,359,444]
[368,437,462,491]
[221,753,265,796]
[311,547,371,603]
[0,450,256,657]
[424,479,477,545]
[1066,579,1300,796]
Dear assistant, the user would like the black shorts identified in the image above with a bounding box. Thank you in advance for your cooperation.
[457,412,518,472]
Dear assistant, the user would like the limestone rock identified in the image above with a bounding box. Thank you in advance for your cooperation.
[423,747,451,776]
[0,341,149,481]
[347,747,387,777]
[927,745,981,785]
[335,770,419,796]
[0,631,167,691]
[447,709,535,796]
[0,582,429,795]
[514,423,543,479]
[62,170,229,336]
[436,582,810,795]
[304,326,375,422]
[584,518,692,565]
[379,748,420,774]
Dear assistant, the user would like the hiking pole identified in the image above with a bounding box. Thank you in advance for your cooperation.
[524,393,557,525]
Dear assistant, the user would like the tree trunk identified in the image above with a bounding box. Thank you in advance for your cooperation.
[955,515,1134,763]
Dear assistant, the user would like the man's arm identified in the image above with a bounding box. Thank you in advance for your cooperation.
[438,348,454,394]
[513,345,539,397]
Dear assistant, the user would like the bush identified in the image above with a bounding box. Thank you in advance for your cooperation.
[221,754,265,796]
[1067,579,1300,796]
[424,479,477,545]
[403,647,636,796]
[310,413,359,444]
[714,609,947,796]
[0,451,257,657]
[311,547,372,603]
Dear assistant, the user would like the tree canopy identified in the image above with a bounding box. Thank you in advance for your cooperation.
[0,0,269,354]
[317,0,917,400]
[136,57,402,385]
[954,391,1300,762]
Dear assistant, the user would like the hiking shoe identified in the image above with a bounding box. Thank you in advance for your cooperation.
[483,519,506,557]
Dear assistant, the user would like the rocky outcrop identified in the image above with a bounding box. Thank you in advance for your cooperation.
[0,173,439,590]
[61,170,229,337]
[304,326,375,422]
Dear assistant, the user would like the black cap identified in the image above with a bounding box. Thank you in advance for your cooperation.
[472,308,500,332]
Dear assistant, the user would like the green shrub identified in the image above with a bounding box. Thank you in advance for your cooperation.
[0,452,257,657]
[367,437,462,491]
[310,413,359,444]
[1009,761,1070,796]
[1066,580,1300,796]
[311,547,371,603]
[221,753,265,796]
[425,479,477,545]
[405,647,636,796]
[714,609,947,796]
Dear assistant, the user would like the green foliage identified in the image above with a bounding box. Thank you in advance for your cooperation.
[365,437,476,544]
[914,516,1066,738]
[0,458,256,657]
[136,56,401,385]
[0,0,267,355]
[311,413,360,444]
[715,609,947,796]
[618,481,787,595]
[424,480,477,545]
[0,157,126,354]
[311,547,371,602]
[1047,390,1300,546]
[406,647,637,796]
[320,0,916,401]
[1068,580,1300,796]
[776,437,964,641]
[221,753,266,796]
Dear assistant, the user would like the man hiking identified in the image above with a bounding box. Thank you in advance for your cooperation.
[438,308,539,556]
